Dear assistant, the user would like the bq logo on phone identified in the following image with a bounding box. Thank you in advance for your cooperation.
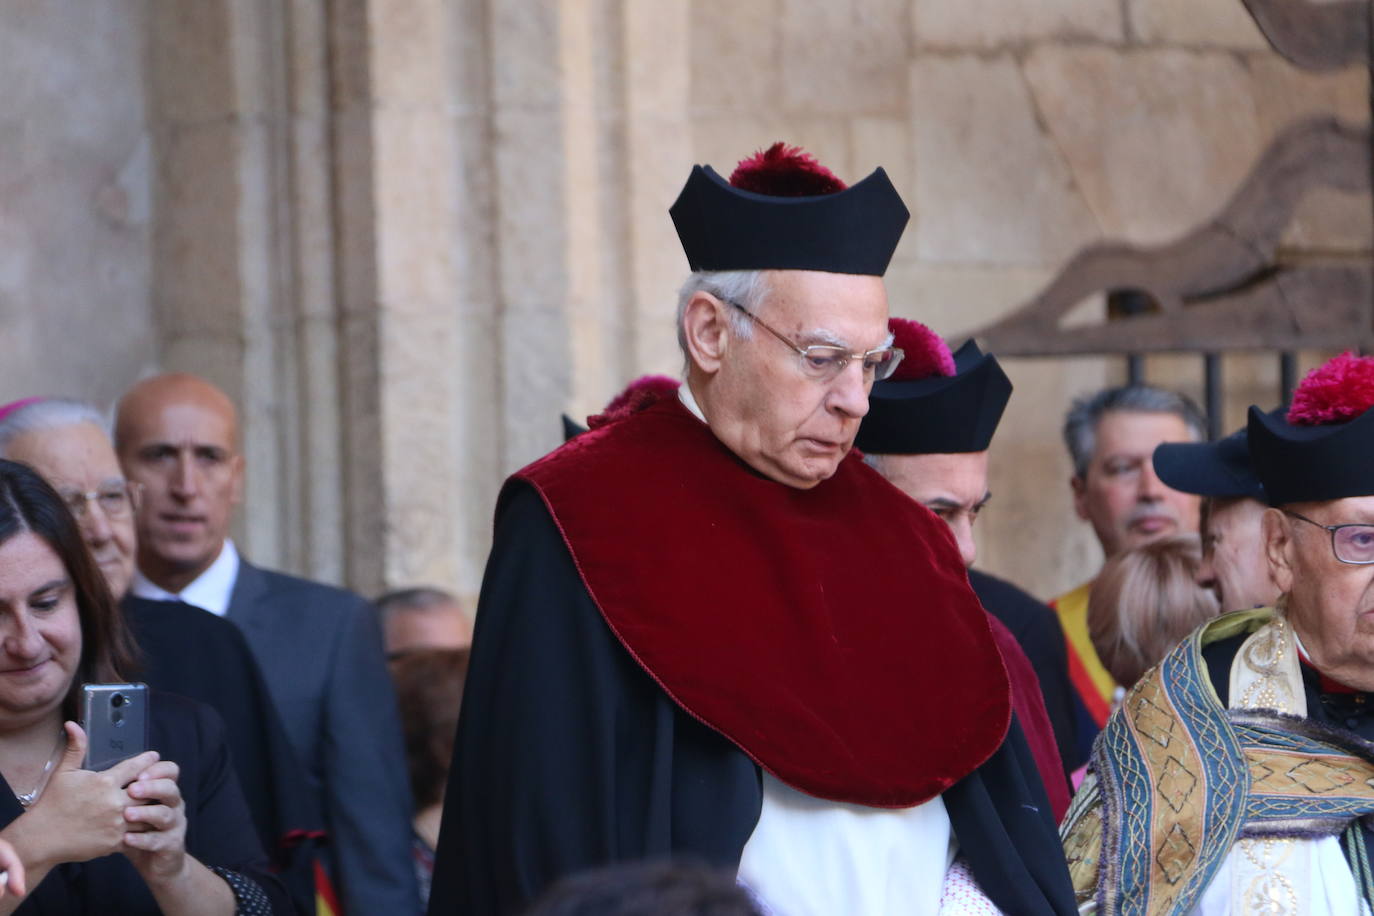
[80,683,149,771]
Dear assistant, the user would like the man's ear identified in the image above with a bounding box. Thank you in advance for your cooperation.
[681,293,730,375]
[1261,507,1295,597]
[1070,474,1089,521]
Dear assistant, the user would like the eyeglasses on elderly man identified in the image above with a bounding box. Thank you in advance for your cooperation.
[722,298,904,383]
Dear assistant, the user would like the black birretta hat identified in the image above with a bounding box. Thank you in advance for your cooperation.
[1153,418,1269,502]
[1248,353,1374,506]
[669,143,909,277]
[855,325,1012,455]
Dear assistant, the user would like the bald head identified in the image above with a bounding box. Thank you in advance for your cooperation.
[115,374,245,593]
[116,374,240,454]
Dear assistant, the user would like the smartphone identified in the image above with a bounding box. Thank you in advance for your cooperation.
[80,683,149,771]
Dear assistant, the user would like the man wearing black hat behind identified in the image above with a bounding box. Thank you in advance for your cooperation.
[1153,418,1281,615]
[427,144,1075,915]
[1063,353,1374,914]
[855,320,1079,781]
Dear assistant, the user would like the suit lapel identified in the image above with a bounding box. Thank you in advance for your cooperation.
[226,559,270,632]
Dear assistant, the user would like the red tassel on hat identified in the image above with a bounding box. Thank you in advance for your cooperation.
[1287,351,1374,426]
[588,375,681,430]
[887,317,956,382]
[729,143,847,197]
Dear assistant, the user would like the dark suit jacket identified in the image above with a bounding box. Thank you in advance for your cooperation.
[227,560,419,915]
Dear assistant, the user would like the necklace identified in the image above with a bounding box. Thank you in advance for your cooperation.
[14,731,66,808]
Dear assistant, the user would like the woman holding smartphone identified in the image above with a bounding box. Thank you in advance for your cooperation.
[0,459,287,914]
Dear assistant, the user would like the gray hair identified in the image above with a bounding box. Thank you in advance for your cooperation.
[1063,384,1206,478]
[0,398,109,458]
[375,586,463,622]
[675,270,770,357]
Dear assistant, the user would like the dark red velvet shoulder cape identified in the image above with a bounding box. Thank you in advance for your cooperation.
[509,396,1011,808]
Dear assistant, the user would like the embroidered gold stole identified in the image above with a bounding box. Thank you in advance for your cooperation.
[1061,608,1374,915]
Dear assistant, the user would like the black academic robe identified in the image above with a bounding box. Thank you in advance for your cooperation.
[0,691,292,914]
[968,569,1079,776]
[428,485,1077,916]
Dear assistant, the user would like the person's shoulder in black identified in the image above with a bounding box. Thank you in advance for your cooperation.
[967,568,1079,771]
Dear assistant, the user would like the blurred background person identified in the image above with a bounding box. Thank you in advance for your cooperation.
[376,587,472,658]
[1153,415,1283,615]
[1053,386,1206,753]
[389,647,468,913]
[1087,534,1220,693]
[0,458,291,913]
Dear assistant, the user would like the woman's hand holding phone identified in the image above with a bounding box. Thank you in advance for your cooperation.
[121,758,189,887]
[10,722,160,869]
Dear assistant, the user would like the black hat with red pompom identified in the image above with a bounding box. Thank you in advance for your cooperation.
[1248,352,1374,506]
[562,375,682,442]
[669,143,909,276]
[854,319,1013,455]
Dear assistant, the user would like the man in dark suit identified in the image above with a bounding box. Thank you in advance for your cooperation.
[115,373,419,916]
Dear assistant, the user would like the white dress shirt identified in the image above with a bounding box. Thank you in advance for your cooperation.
[130,539,241,617]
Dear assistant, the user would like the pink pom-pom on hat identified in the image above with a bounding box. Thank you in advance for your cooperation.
[587,375,681,430]
[887,318,955,382]
[1287,352,1374,426]
[729,143,848,197]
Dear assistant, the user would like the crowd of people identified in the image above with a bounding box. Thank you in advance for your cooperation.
[4,139,1372,916]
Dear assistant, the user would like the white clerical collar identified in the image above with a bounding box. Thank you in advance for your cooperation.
[130,539,241,617]
[678,383,707,423]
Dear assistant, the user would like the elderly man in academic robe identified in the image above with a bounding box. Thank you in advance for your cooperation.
[1062,352,1374,914]
[427,145,1076,916]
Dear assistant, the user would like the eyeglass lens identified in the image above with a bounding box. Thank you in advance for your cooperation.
[64,487,136,520]
[1333,525,1374,564]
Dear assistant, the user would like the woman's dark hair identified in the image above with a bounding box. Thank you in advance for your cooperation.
[0,459,138,714]
[390,647,469,810]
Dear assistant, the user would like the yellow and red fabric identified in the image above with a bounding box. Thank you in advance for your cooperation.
[1049,581,1117,729]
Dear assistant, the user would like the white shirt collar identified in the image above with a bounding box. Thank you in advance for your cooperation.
[678,383,707,423]
[130,539,241,617]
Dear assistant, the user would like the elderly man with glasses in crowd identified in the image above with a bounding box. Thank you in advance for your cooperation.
[427,144,1075,916]
[1063,352,1374,915]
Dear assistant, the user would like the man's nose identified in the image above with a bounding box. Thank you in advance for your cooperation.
[170,453,198,497]
[1137,462,1167,501]
[82,500,114,546]
[1196,550,1218,591]
[828,362,872,419]
[953,518,977,568]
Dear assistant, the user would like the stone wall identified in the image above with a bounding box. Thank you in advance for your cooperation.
[0,2,156,407]
[3,0,1368,607]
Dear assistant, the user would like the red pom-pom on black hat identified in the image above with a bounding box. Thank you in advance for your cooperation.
[587,375,681,430]
[1287,352,1374,426]
[887,318,956,382]
[729,143,847,197]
